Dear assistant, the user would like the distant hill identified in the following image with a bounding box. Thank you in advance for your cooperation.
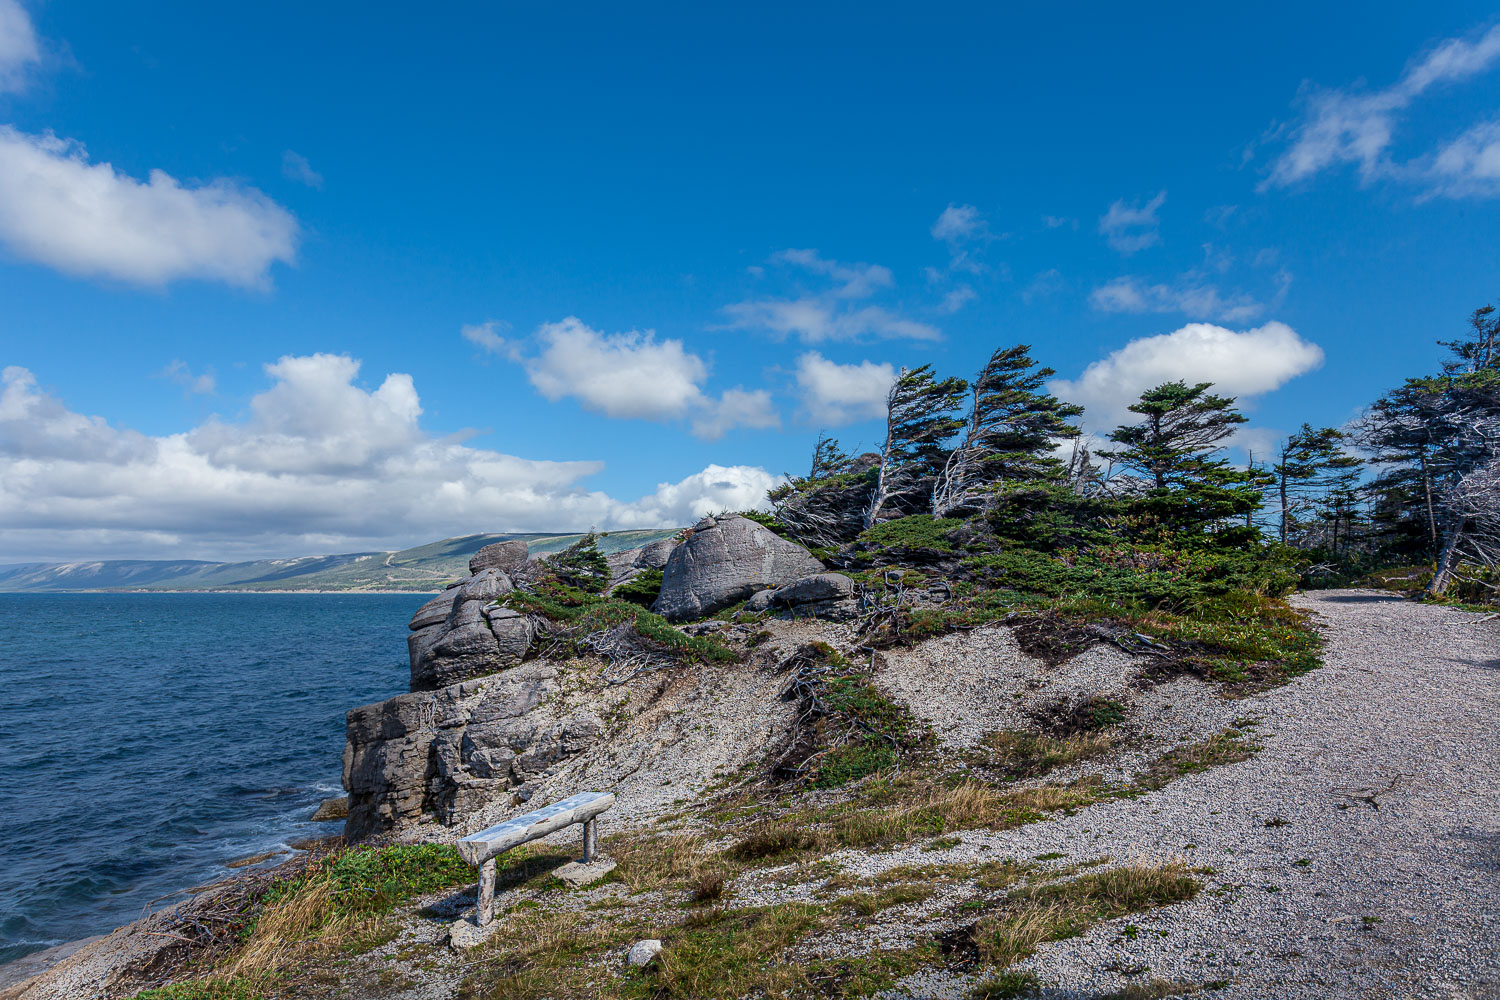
[0,530,680,593]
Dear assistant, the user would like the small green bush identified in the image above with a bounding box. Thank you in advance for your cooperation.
[549,532,611,593]
[324,843,475,913]
[611,568,663,608]
[813,742,898,788]
[505,580,738,665]
[857,515,966,554]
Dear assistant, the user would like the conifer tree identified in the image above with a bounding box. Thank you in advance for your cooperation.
[1103,381,1259,535]
[931,345,1083,517]
[1364,308,1500,596]
[1274,425,1363,545]
[807,432,853,479]
[865,365,967,528]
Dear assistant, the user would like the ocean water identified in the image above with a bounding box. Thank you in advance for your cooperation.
[0,592,419,965]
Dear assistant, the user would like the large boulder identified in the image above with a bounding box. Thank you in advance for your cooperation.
[653,514,824,621]
[405,576,533,691]
[634,538,676,570]
[452,568,513,606]
[342,664,602,840]
[750,572,858,620]
[470,540,529,575]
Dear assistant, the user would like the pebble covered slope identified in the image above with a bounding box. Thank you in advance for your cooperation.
[891,590,1499,998]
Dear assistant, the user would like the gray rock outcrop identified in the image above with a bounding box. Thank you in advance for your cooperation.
[343,663,603,840]
[652,514,824,621]
[746,572,857,619]
[470,539,529,575]
[407,569,531,691]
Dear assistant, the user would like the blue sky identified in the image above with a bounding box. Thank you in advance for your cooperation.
[2,2,1498,561]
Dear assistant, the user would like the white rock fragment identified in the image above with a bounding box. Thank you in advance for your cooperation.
[626,938,662,967]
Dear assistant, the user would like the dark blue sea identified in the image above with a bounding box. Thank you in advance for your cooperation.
[0,592,420,965]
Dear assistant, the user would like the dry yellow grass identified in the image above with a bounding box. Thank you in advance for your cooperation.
[728,778,1098,862]
[971,861,1201,969]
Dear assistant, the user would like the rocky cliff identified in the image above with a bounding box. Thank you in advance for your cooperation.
[340,518,854,841]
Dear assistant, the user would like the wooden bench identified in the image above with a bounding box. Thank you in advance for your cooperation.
[457,790,615,925]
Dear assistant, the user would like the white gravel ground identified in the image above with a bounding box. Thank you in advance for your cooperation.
[886,590,1500,999]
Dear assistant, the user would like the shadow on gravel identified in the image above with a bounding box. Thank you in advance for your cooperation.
[1447,829,1500,872]
[1311,594,1404,604]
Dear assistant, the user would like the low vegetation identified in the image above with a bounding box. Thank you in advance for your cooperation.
[503,577,738,668]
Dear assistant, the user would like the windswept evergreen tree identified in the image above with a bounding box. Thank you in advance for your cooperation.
[1273,424,1363,545]
[1103,381,1260,537]
[807,431,854,479]
[865,365,967,528]
[931,345,1083,517]
[1364,307,1500,596]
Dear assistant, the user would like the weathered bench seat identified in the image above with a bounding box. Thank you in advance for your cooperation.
[458,790,614,924]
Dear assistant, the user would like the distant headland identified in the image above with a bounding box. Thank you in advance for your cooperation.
[0,530,679,594]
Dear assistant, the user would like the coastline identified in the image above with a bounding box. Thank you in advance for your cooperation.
[0,588,443,595]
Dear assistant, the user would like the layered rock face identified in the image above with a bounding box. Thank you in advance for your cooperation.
[604,538,675,594]
[653,514,825,621]
[346,538,570,839]
[342,662,603,841]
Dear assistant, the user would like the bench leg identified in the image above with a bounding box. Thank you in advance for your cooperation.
[477,857,496,926]
[582,817,597,863]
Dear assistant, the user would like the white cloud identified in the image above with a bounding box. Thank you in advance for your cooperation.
[1099,191,1165,254]
[689,388,780,440]
[157,360,216,395]
[794,351,896,426]
[512,316,778,439]
[1089,275,1276,324]
[722,249,941,343]
[938,285,977,314]
[1050,320,1324,430]
[523,317,708,421]
[609,464,784,528]
[0,127,299,287]
[281,150,323,189]
[0,359,782,560]
[1425,119,1500,198]
[930,203,992,278]
[932,204,987,244]
[722,298,940,342]
[770,248,892,299]
[0,0,40,92]
[1021,268,1065,303]
[1041,215,1077,230]
[461,320,511,355]
[1265,24,1500,195]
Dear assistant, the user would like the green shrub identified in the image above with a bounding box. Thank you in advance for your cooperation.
[611,568,663,608]
[857,515,966,554]
[324,843,475,913]
[813,742,899,789]
[549,532,611,593]
[505,580,738,665]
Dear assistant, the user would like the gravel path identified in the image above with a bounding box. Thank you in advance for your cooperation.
[894,590,1500,999]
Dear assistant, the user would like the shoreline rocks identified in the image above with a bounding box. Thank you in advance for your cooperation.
[407,560,534,691]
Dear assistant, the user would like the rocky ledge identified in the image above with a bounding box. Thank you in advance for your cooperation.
[342,520,854,842]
